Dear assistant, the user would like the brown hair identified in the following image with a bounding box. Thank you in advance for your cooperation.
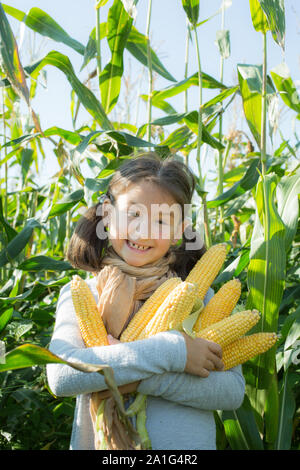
[66,152,206,279]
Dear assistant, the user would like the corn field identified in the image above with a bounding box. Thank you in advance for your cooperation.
[0,0,299,450]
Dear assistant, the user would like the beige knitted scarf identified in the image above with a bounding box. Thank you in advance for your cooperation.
[89,246,178,449]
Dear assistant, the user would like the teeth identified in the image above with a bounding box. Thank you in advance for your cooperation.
[128,240,149,251]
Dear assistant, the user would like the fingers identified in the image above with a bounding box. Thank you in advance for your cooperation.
[198,368,210,378]
[207,340,223,358]
[107,334,121,345]
[206,347,224,371]
[198,361,223,377]
[203,359,215,371]
[182,333,225,377]
[210,355,224,371]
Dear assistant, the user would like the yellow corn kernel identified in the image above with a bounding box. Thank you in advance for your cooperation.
[194,278,241,332]
[71,275,109,347]
[196,309,260,348]
[120,277,182,343]
[222,332,278,370]
[137,281,197,340]
[186,243,227,300]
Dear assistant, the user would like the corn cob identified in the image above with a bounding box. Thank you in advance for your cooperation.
[222,332,278,370]
[71,275,109,347]
[136,281,197,340]
[120,277,181,343]
[193,279,241,332]
[196,309,260,348]
[186,243,227,300]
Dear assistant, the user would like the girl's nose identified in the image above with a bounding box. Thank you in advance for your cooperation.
[128,216,150,241]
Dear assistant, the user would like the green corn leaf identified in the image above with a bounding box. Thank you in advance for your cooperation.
[80,23,176,82]
[215,29,231,59]
[0,4,42,132]
[84,177,113,202]
[2,133,39,149]
[150,113,187,127]
[0,218,42,268]
[96,0,111,7]
[43,127,82,146]
[0,197,17,242]
[238,64,263,148]
[2,4,85,55]
[48,189,84,218]
[0,342,140,446]
[106,130,153,148]
[275,370,297,449]
[149,71,227,106]
[238,63,275,148]
[264,371,280,445]
[249,0,269,33]
[100,0,133,114]
[258,0,285,50]
[0,4,29,103]
[207,158,261,208]
[0,308,13,333]
[0,285,37,304]
[18,256,72,272]
[284,315,300,352]
[224,193,251,218]
[270,62,300,114]
[126,26,176,82]
[81,24,107,71]
[200,85,239,109]
[276,170,300,251]
[146,109,224,150]
[246,174,286,389]
[0,343,111,376]
[20,148,34,185]
[160,126,192,150]
[74,130,155,158]
[183,112,224,150]
[74,131,105,154]
[221,395,264,450]
[29,51,113,130]
[182,0,200,26]
[140,96,178,117]
[213,249,250,285]
[1,3,26,21]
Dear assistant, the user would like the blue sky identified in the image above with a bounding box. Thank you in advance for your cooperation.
[3,0,300,192]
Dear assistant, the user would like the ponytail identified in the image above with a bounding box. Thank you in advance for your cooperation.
[66,202,109,273]
[169,225,206,280]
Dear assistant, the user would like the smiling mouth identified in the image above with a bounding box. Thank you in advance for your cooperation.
[126,240,151,252]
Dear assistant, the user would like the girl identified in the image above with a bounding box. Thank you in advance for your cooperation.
[46,152,245,450]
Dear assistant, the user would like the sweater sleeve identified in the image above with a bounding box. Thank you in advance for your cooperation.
[137,366,245,411]
[46,281,187,398]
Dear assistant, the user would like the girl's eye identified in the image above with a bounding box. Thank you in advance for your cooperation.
[158,218,170,225]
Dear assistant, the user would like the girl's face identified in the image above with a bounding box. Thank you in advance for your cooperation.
[102,181,185,266]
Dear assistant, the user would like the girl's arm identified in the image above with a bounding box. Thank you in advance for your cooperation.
[46,281,187,397]
[91,285,244,410]
[135,284,245,411]
[137,365,245,411]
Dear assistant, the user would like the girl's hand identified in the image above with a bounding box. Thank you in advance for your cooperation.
[181,332,224,378]
[107,334,120,345]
